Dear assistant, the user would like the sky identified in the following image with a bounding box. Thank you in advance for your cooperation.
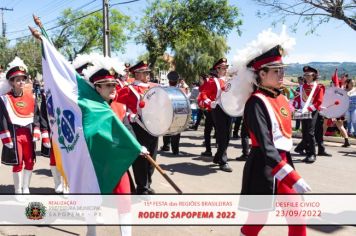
[2,0,356,64]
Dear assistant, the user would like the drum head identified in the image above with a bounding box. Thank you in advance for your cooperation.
[141,87,173,136]
[319,87,349,118]
[220,78,253,117]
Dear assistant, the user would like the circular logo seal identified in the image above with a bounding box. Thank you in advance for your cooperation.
[16,101,26,108]
[280,107,288,117]
[224,82,231,92]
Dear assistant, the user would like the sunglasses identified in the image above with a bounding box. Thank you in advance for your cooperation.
[98,83,116,88]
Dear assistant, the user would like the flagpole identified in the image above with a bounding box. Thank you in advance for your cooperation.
[33,15,52,43]
[144,154,183,194]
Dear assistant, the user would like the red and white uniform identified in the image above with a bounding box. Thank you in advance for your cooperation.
[115,81,158,117]
[0,89,39,172]
[198,76,225,110]
[293,82,325,112]
[110,99,130,194]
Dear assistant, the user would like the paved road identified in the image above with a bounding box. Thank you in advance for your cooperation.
[0,127,355,235]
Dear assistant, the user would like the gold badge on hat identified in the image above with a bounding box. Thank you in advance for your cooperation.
[19,66,25,72]
[278,46,284,56]
[109,68,115,75]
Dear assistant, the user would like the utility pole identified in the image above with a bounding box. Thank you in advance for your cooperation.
[103,0,110,56]
[0,7,13,37]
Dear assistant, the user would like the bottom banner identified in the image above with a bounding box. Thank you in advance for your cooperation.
[0,195,355,225]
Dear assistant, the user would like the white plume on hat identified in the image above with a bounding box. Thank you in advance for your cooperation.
[0,73,11,96]
[82,54,114,82]
[228,26,296,116]
[106,57,125,76]
[72,53,100,70]
[6,56,28,72]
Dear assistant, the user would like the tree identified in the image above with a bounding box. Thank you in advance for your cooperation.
[174,33,229,84]
[14,38,42,77]
[0,37,14,69]
[136,0,242,72]
[52,8,135,60]
[254,0,356,33]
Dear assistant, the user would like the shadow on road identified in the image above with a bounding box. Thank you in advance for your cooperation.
[338,150,356,157]
[308,225,346,234]
[33,168,52,177]
[0,184,13,193]
[159,162,217,176]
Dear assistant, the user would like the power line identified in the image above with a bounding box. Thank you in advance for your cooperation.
[0,7,13,37]
[111,0,141,7]
[8,0,141,41]
[7,0,99,35]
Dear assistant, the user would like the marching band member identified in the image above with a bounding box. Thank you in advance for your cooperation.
[294,66,329,162]
[0,57,40,194]
[83,58,132,236]
[331,71,350,147]
[200,58,233,172]
[116,61,158,194]
[239,44,311,236]
[160,71,183,155]
[197,71,215,157]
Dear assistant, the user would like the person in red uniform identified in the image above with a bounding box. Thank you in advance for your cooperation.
[0,57,40,195]
[200,58,233,172]
[160,71,183,155]
[197,71,215,156]
[84,62,132,236]
[240,45,311,236]
[293,66,328,162]
[116,61,158,194]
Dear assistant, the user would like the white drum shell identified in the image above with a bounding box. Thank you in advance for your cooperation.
[140,86,191,136]
[319,87,349,119]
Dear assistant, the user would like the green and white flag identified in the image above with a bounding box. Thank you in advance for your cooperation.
[41,36,141,193]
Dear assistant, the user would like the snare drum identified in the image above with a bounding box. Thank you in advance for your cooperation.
[292,111,312,120]
[140,86,191,136]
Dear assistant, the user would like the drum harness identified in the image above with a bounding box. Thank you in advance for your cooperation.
[300,81,317,113]
[127,83,150,133]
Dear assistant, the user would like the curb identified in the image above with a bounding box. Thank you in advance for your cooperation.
[292,131,356,145]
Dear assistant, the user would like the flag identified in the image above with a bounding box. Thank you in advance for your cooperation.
[331,68,339,87]
[40,36,142,193]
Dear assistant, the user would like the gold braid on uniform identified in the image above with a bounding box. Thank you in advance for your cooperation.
[257,84,281,98]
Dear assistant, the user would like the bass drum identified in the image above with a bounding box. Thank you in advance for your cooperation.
[140,86,191,137]
[220,77,253,117]
[319,87,349,118]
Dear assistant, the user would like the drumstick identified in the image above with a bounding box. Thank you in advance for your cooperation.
[144,153,183,194]
[321,100,340,110]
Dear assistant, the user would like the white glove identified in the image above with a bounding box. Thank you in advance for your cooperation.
[210,101,217,109]
[140,146,150,155]
[43,142,51,149]
[293,178,312,193]
[5,142,14,149]
[128,113,137,123]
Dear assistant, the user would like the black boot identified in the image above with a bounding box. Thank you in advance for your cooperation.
[342,138,350,147]
[303,155,316,163]
[201,150,212,157]
[160,145,170,151]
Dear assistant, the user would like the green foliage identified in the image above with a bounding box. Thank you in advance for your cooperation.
[14,38,42,77]
[53,8,134,60]
[0,37,41,78]
[174,33,229,84]
[0,37,15,69]
[136,0,242,72]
